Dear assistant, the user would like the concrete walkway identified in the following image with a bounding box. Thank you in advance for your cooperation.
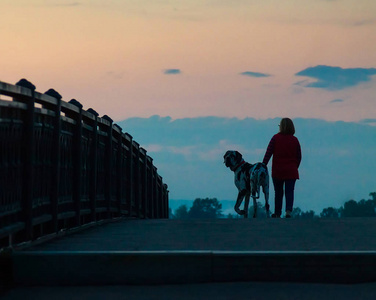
[4,281,376,300]
[22,217,376,252]
[3,218,376,299]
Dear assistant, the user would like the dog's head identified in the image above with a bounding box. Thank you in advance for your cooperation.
[224,150,243,171]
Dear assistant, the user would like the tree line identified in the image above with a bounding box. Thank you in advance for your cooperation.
[170,198,224,219]
[170,192,376,219]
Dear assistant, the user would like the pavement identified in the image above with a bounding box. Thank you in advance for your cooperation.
[20,218,376,252]
[3,218,376,299]
[4,281,376,300]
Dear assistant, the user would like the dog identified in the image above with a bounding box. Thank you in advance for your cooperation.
[224,150,270,218]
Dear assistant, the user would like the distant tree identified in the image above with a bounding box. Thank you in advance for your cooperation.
[320,207,340,218]
[291,207,316,219]
[369,192,376,202]
[188,198,223,219]
[300,210,317,219]
[358,199,376,217]
[227,213,241,219]
[329,192,376,218]
[341,199,356,217]
[291,207,302,218]
[174,205,189,219]
[340,199,372,217]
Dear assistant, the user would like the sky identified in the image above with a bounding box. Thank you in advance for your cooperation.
[119,116,376,214]
[1,0,376,122]
[1,0,376,215]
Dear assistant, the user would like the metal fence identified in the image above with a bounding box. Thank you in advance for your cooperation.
[0,79,168,248]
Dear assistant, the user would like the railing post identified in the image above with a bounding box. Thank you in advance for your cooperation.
[68,99,83,226]
[133,141,141,218]
[102,115,113,219]
[140,148,148,218]
[158,175,163,218]
[164,184,169,218]
[159,181,164,219]
[87,108,99,222]
[146,156,153,218]
[44,89,62,233]
[125,133,133,217]
[114,125,123,215]
[16,79,36,241]
[151,166,157,219]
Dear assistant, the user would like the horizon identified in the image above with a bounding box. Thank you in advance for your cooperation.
[120,114,376,126]
[168,196,376,217]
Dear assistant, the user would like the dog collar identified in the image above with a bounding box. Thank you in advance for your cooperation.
[232,160,245,171]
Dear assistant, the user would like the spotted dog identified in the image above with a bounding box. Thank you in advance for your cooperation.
[224,150,270,218]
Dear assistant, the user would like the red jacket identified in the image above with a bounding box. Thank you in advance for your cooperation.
[263,133,302,180]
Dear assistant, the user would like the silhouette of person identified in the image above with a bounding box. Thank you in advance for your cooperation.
[262,118,302,218]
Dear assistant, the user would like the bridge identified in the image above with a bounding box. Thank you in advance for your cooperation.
[1,80,376,299]
[0,79,168,249]
[2,218,376,299]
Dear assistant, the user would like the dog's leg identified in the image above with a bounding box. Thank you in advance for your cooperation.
[264,178,270,218]
[252,196,257,218]
[234,190,247,216]
[243,193,250,218]
[249,181,258,218]
[264,189,270,218]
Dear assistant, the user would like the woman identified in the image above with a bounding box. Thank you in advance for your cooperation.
[262,118,302,218]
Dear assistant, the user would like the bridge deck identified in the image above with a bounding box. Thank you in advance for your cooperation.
[23,217,376,252]
[4,218,376,299]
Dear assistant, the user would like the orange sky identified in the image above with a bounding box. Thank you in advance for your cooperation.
[1,0,376,122]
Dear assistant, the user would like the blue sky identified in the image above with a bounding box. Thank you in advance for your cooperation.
[119,116,376,214]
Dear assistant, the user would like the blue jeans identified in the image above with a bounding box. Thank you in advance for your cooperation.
[272,178,296,216]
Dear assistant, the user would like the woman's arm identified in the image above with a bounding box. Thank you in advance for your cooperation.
[263,136,276,165]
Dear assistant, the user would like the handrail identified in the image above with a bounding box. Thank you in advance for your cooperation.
[0,79,169,249]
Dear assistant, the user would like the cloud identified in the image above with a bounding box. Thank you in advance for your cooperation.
[351,19,376,27]
[330,99,344,103]
[145,140,260,163]
[106,71,124,80]
[145,143,197,159]
[144,144,164,153]
[360,119,376,126]
[166,145,196,157]
[164,69,181,75]
[295,65,376,90]
[240,71,271,78]
[45,2,82,7]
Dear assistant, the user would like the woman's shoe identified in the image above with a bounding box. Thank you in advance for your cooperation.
[285,211,292,218]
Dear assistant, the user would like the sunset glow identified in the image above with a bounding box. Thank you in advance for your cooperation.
[2,0,376,122]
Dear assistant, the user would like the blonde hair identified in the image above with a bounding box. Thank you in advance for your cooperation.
[279,118,295,135]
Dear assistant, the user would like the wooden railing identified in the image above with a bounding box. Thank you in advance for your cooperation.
[0,79,168,248]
